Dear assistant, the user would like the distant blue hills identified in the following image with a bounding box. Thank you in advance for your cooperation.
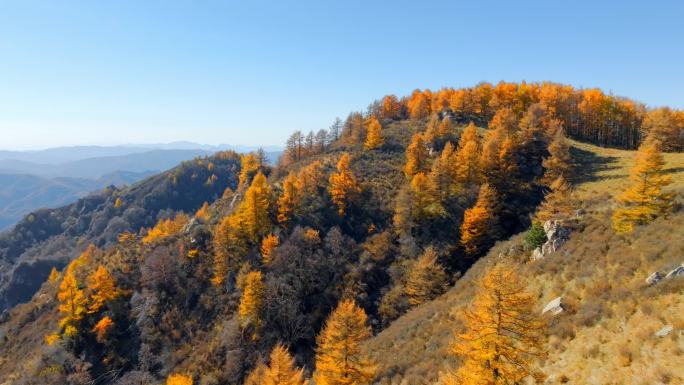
[0,143,282,230]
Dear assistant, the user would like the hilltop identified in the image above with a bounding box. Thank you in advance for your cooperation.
[0,81,682,385]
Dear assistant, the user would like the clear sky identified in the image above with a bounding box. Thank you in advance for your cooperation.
[1,0,682,150]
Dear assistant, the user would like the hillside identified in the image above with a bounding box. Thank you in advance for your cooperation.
[0,152,241,312]
[366,142,684,384]
[0,82,682,385]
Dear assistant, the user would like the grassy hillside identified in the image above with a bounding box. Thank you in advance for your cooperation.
[366,140,684,385]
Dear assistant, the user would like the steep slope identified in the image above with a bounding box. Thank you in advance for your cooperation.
[366,142,684,385]
[0,152,241,312]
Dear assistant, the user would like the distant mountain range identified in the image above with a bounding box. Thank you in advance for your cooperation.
[0,143,282,231]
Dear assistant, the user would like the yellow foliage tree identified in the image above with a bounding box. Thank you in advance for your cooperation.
[167,373,193,385]
[314,299,376,385]
[404,133,429,178]
[441,264,545,385]
[460,184,501,258]
[428,142,459,199]
[364,117,384,150]
[277,172,300,225]
[535,175,575,222]
[48,267,60,284]
[86,265,122,314]
[239,152,262,189]
[212,214,248,286]
[143,213,190,244]
[405,247,448,306]
[239,271,266,334]
[454,122,482,186]
[114,197,123,209]
[542,128,573,185]
[57,270,87,337]
[236,171,272,243]
[438,116,453,137]
[261,234,279,264]
[262,343,306,385]
[410,172,446,219]
[612,138,675,234]
[194,201,210,220]
[328,153,360,216]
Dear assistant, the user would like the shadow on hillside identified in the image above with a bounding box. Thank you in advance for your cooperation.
[664,166,684,175]
[571,146,623,183]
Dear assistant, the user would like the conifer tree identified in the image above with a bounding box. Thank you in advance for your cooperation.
[261,234,279,264]
[262,343,306,385]
[92,316,114,343]
[404,133,429,178]
[57,270,87,337]
[328,153,360,216]
[244,362,267,385]
[239,153,262,189]
[86,265,122,314]
[410,172,446,219]
[212,214,247,286]
[277,172,300,225]
[542,128,573,185]
[460,184,501,258]
[167,374,193,385]
[237,172,272,243]
[428,142,459,199]
[535,175,574,222]
[364,117,384,150]
[454,122,482,186]
[612,138,675,234]
[405,247,448,306]
[48,267,60,284]
[239,271,265,333]
[438,116,453,137]
[314,300,376,385]
[441,264,545,385]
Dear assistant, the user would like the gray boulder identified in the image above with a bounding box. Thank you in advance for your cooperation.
[646,271,663,285]
[665,264,684,279]
[542,296,564,315]
[655,325,673,337]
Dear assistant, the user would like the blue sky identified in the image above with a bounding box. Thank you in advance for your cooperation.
[1,0,682,150]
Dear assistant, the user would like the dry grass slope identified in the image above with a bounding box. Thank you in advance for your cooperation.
[366,141,684,385]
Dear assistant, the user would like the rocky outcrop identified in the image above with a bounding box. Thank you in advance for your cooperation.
[542,296,564,315]
[645,263,683,286]
[655,325,673,337]
[531,220,571,261]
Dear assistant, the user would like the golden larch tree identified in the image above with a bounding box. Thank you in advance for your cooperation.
[261,234,279,264]
[612,138,675,234]
[428,142,459,199]
[237,171,272,243]
[239,152,262,189]
[405,247,448,306]
[314,299,376,385]
[410,172,446,219]
[364,117,384,150]
[460,184,501,258]
[167,373,193,385]
[535,175,575,222]
[438,116,453,137]
[542,128,573,185]
[239,270,266,334]
[262,343,306,385]
[328,153,360,216]
[441,264,546,385]
[48,267,60,284]
[277,172,300,225]
[57,270,88,337]
[404,133,429,178]
[92,316,114,343]
[86,265,122,314]
[212,214,248,286]
[454,122,482,186]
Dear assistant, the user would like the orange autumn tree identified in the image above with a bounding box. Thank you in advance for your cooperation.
[328,153,360,216]
[314,299,376,385]
[542,128,573,186]
[92,316,114,343]
[364,116,384,150]
[277,172,300,225]
[236,171,272,243]
[239,270,266,334]
[167,373,193,385]
[86,265,122,314]
[441,264,546,385]
[404,133,429,177]
[260,343,307,385]
[460,184,501,258]
[404,247,448,306]
[535,175,575,222]
[143,213,190,244]
[260,234,279,264]
[454,122,482,186]
[428,142,459,199]
[612,138,675,234]
[48,267,60,284]
[238,152,262,189]
[211,214,247,286]
[410,172,446,220]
